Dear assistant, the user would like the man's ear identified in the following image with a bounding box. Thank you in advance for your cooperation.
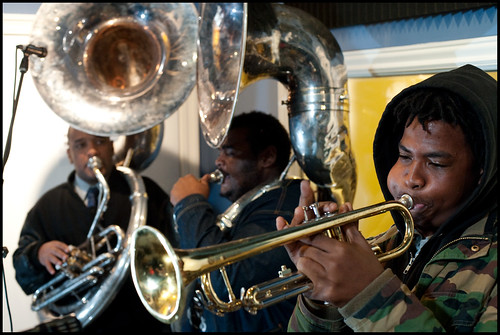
[259,145,277,168]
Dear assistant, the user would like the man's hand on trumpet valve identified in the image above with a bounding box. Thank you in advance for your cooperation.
[276,180,384,307]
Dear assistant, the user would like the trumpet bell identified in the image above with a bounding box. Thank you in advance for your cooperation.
[130,225,185,323]
[29,3,198,136]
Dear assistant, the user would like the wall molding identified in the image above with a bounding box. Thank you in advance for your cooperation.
[2,13,35,35]
[344,36,497,77]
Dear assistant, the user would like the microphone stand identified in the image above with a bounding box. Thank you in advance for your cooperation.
[3,45,47,175]
[2,44,47,332]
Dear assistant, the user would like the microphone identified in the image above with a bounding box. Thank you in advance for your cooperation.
[16,44,47,58]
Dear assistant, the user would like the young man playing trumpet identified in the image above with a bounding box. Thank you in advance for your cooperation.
[277,64,497,332]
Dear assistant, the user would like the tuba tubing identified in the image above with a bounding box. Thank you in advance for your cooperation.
[32,158,148,328]
[130,195,414,323]
[197,3,356,204]
[75,165,148,328]
[86,157,110,244]
[210,157,299,232]
[31,225,124,312]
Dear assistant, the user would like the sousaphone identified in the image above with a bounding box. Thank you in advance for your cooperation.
[197,3,356,204]
[26,2,198,328]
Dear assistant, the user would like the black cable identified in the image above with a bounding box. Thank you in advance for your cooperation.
[3,47,26,174]
[1,45,22,332]
[2,247,13,332]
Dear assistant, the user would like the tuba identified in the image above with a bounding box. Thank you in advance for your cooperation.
[31,156,147,328]
[26,3,198,328]
[197,3,356,204]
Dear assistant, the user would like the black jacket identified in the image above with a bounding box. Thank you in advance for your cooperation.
[172,178,302,332]
[13,168,175,332]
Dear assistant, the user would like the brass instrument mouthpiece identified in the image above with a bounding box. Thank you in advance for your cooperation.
[399,194,414,210]
[208,169,224,184]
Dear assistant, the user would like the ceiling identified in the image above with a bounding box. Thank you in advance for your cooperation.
[3,3,496,28]
[285,2,497,29]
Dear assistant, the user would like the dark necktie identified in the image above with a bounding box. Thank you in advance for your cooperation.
[86,186,99,208]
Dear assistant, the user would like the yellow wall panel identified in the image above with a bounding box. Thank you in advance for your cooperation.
[349,71,497,237]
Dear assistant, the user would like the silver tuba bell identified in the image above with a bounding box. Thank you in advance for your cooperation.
[28,3,198,137]
[26,2,198,329]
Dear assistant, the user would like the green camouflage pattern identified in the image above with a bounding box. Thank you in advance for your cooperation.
[288,212,497,332]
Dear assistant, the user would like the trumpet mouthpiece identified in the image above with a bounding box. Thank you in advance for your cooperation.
[399,194,414,210]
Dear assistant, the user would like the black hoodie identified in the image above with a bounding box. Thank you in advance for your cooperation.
[372,64,497,288]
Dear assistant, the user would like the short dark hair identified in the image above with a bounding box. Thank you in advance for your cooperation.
[230,111,292,172]
[393,88,484,170]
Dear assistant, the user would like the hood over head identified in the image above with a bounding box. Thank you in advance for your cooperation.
[373,64,497,243]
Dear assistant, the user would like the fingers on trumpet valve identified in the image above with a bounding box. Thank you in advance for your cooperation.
[301,202,339,222]
[282,201,339,228]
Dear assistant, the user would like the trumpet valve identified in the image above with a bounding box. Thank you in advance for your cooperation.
[302,203,345,240]
[302,202,321,222]
[278,265,292,278]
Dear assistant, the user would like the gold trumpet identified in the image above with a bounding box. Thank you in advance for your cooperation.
[130,195,414,323]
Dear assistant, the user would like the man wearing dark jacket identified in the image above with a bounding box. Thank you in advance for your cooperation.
[13,127,176,332]
[278,64,497,332]
[170,111,301,332]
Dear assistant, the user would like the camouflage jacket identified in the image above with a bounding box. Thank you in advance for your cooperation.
[288,211,497,332]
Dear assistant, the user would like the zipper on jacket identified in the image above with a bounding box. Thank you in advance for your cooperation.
[403,251,415,275]
[429,236,490,261]
[403,236,490,282]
